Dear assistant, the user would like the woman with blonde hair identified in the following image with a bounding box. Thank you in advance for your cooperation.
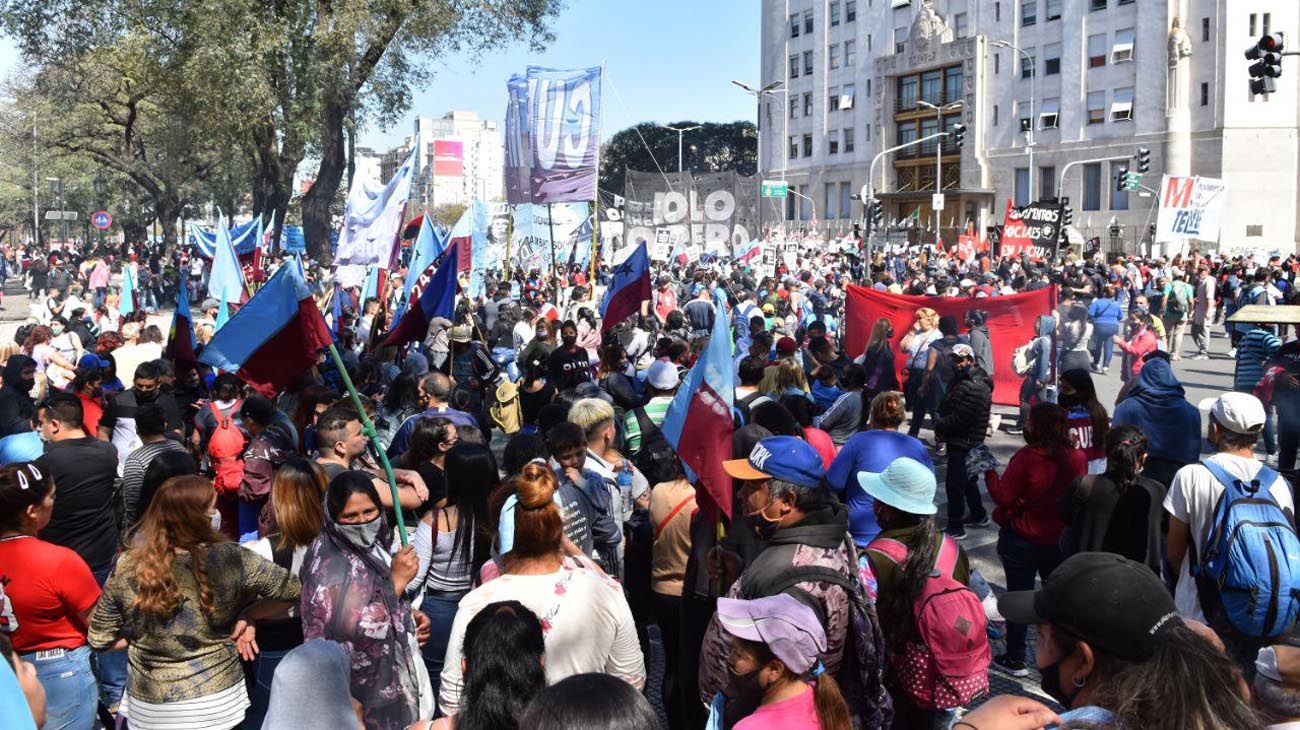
[900,307,940,434]
[88,475,301,729]
[438,461,645,716]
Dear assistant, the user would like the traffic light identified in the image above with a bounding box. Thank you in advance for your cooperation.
[1116,166,1129,192]
[869,199,884,231]
[1247,32,1285,95]
[1136,147,1150,174]
[1061,201,1073,227]
[951,123,966,149]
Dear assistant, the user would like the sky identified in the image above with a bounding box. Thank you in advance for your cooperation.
[357,0,760,151]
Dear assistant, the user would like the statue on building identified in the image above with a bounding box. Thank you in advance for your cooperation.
[1167,16,1193,111]
[909,0,953,66]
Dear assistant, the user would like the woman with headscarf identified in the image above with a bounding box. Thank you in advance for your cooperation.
[260,640,363,730]
[299,471,432,729]
[0,354,37,438]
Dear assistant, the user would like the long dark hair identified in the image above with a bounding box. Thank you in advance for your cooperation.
[458,600,547,730]
[520,673,659,730]
[1104,424,1147,491]
[443,443,497,576]
[1059,368,1110,446]
[1054,623,1261,730]
[398,416,454,469]
[875,506,939,643]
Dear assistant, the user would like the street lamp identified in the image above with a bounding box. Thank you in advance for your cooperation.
[992,40,1035,199]
[659,124,702,175]
[732,79,786,236]
[916,100,963,237]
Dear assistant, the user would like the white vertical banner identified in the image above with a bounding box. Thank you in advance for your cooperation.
[335,149,416,267]
[1155,174,1228,243]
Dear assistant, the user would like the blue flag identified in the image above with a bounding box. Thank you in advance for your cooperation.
[118,264,136,319]
[208,210,247,303]
[383,242,459,347]
[598,242,651,333]
[398,215,447,319]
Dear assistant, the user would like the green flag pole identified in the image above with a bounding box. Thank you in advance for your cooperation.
[325,342,409,546]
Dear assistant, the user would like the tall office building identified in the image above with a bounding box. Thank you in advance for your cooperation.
[760,0,1300,252]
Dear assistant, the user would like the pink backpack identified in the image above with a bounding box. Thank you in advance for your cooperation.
[866,535,990,710]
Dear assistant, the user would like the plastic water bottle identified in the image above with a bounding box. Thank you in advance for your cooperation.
[617,460,634,522]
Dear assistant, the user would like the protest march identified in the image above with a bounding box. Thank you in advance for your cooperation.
[5,2,1300,730]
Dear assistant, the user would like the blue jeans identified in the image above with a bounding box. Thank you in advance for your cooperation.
[1090,322,1119,370]
[89,562,127,708]
[492,346,519,381]
[420,590,467,715]
[238,497,265,542]
[241,649,290,730]
[22,645,98,730]
[997,529,1064,662]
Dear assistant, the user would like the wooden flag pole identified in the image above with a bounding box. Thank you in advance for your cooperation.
[326,342,409,546]
[546,202,559,302]
[590,197,599,284]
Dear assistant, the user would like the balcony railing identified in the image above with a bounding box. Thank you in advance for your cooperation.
[894,90,963,115]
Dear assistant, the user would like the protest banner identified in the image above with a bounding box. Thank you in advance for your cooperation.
[1084,236,1102,257]
[335,149,414,266]
[524,66,602,204]
[1155,175,1227,243]
[998,198,1063,260]
[624,170,758,258]
[844,284,1057,406]
[507,202,591,273]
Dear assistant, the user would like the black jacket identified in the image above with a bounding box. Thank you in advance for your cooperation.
[934,364,993,450]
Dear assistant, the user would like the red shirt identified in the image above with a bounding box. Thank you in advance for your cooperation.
[987,446,1087,545]
[0,536,101,651]
[77,392,104,436]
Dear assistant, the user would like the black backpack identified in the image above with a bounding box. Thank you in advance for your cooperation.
[631,407,681,485]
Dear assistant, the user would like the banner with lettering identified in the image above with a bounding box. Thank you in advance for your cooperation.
[1155,175,1227,243]
[524,66,602,204]
[623,170,757,260]
[504,74,532,205]
[508,202,591,273]
[999,198,1063,260]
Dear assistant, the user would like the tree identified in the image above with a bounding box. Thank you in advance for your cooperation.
[599,120,758,196]
[429,203,466,229]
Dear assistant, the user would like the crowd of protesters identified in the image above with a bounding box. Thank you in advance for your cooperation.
[4,235,1300,730]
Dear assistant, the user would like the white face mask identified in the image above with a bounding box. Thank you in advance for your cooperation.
[209,510,222,532]
[336,517,382,549]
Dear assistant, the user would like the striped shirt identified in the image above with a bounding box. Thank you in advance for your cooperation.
[121,439,188,529]
[1235,328,1282,392]
[122,681,249,730]
[623,396,674,456]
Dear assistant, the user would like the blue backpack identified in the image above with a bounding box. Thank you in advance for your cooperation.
[1191,461,1300,638]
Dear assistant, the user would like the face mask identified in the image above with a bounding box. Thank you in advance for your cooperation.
[51,326,63,335]
[209,510,222,532]
[136,388,157,403]
[746,498,782,541]
[336,516,382,549]
[955,362,973,375]
[1038,655,1080,708]
[723,663,764,720]
[562,334,577,347]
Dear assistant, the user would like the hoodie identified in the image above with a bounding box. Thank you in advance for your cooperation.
[1029,315,1056,382]
[968,323,994,377]
[1112,357,1201,466]
[0,355,36,438]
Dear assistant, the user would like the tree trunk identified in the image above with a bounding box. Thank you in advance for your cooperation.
[156,193,182,260]
[302,96,347,262]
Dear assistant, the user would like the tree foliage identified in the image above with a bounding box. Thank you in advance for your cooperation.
[599,120,758,196]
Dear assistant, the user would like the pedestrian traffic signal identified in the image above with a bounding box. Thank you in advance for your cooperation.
[1136,147,1150,174]
[951,124,966,149]
[1247,32,1285,95]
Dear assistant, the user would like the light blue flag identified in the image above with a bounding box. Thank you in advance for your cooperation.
[118,263,136,319]
[208,210,247,303]
[361,265,379,302]
[397,214,448,319]
[215,289,230,332]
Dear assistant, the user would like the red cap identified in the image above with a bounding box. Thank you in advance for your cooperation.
[776,336,797,354]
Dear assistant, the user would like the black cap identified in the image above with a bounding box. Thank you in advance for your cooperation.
[997,552,1179,661]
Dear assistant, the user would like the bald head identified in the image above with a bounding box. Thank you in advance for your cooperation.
[420,372,453,404]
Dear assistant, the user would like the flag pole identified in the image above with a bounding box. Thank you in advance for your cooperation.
[326,342,409,546]
[590,198,599,284]
[546,202,559,302]
[504,204,514,280]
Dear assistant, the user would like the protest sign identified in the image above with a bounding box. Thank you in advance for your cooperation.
[624,170,758,258]
[1155,175,1227,243]
[999,198,1062,260]
[523,66,602,204]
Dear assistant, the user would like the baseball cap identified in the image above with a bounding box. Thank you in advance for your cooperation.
[77,353,111,370]
[723,435,826,488]
[448,325,473,343]
[762,303,775,314]
[200,298,220,312]
[776,336,797,354]
[646,360,679,390]
[857,457,937,516]
[716,594,827,674]
[951,343,975,359]
[998,552,1180,661]
[1210,392,1266,435]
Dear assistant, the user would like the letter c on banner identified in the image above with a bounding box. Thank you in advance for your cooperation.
[562,80,592,165]
[703,190,736,222]
[532,79,562,169]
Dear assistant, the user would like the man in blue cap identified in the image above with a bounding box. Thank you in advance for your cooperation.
[696,435,890,727]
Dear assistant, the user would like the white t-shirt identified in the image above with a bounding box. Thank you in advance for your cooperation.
[1163,453,1296,622]
[437,567,645,715]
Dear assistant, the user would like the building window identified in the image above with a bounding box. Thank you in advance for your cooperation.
[1200,82,1209,106]
[898,122,918,146]
[1045,0,1062,20]
[865,124,870,141]
[790,98,798,119]
[1021,0,1036,26]
[829,44,841,69]
[1031,168,1052,201]
[789,55,799,78]
[804,10,814,34]
[1082,163,1102,210]
[830,1,841,26]
[1018,100,1032,131]
[921,69,942,104]
[1117,0,1133,4]
[1039,98,1060,128]
[828,132,840,155]
[994,53,1000,74]
[1264,13,1271,35]
[1202,17,1210,42]
[846,1,856,22]
[1112,28,1135,62]
[1087,34,1107,68]
[804,92,813,116]
[866,78,871,97]
[844,127,855,153]
[1110,87,1134,121]
[825,183,838,219]
[894,26,908,54]
[1021,53,1036,79]
[1090,0,1106,10]
[993,104,999,126]
[790,13,800,38]
[829,85,839,112]
[789,136,799,159]
[1247,224,1264,237]
[803,51,813,76]
[786,190,795,220]
[803,134,813,158]
[840,83,856,110]
[995,1,1001,21]
[1111,162,1130,210]
[899,76,918,108]
[954,12,969,38]
[799,185,810,220]
[1014,168,1030,206]
[1044,43,1061,75]
[845,39,856,66]
[944,67,963,103]
[1087,91,1106,124]
[839,183,852,219]
[1249,14,1256,38]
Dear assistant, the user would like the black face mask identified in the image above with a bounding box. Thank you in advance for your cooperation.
[723,664,764,726]
[562,335,577,348]
[1038,652,1081,708]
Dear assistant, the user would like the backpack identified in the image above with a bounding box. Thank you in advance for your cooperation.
[207,400,246,497]
[490,380,522,435]
[1011,341,1038,377]
[733,391,772,428]
[1166,283,1189,316]
[1190,461,1300,639]
[864,535,990,710]
[631,407,681,486]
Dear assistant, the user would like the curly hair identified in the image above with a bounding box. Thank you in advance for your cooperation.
[129,475,224,622]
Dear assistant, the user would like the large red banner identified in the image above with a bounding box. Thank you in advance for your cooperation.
[844,284,1057,406]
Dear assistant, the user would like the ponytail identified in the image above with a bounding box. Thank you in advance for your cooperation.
[1104,424,1147,491]
[811,665,851,730]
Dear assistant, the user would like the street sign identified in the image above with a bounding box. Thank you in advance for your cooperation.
[760,180,789,198]
[91,211,113,230]
[932,193,945,211]
[43,210,78,221]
